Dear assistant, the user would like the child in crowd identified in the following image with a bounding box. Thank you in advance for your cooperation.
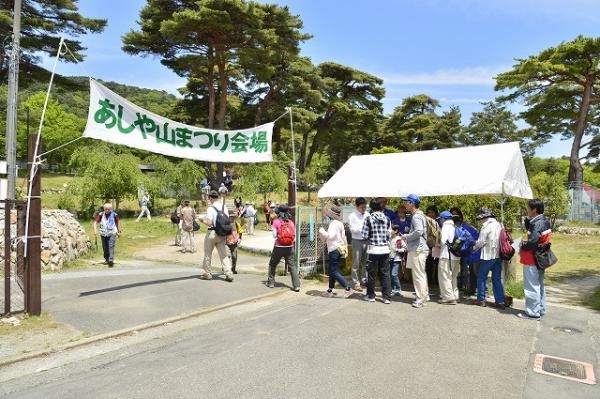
[389,225,406,295]
[226,210,245,274]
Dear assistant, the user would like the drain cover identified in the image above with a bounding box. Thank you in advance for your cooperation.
[552,326,583,334]
[533,354,596,385]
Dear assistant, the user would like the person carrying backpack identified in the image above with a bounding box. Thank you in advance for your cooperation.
[267,204,301,292]
[400,194,430,308]
[472,207,505,308]
[438,210,460,304]
[200,190,234,282]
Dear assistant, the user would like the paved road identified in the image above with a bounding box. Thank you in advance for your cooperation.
[1,289,598,399]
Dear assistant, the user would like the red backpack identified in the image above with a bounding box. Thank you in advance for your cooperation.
[499,226,515,261]
[278,220,295,246]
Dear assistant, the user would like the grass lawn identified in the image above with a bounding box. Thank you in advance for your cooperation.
[505,232,600,309]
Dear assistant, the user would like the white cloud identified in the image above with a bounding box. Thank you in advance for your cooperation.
[381,65,509,86]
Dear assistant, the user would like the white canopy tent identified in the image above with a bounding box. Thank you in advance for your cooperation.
[317,142,533,199]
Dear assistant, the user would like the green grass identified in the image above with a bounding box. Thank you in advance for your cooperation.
[584,288,600,311]
[0,313,58,337]
[506,232,600,307]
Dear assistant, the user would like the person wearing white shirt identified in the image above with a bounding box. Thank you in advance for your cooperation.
[347,197,369,291]
[437,211,461,304]
[472,207,505,308]
[319,206,353,298]
[200,190,234,282]
[243,202,256,235]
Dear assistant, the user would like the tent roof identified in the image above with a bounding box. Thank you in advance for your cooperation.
[317,142,533,199]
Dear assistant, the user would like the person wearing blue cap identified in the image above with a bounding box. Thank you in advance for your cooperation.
[400,194,430,308]
[438,210,460,304]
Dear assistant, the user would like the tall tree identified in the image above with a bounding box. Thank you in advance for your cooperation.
[300,62,384,172]
[382,94,459,151]
[495,35,600,200]
[123,0,310,187]
[0,0,106,80]
[462,101,539,156]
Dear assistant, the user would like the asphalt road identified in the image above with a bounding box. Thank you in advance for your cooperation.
[1,289,598,399]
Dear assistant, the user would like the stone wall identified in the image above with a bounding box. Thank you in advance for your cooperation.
[0,209,91,271]
[557,226,600,235]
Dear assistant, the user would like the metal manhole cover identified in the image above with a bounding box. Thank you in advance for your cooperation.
[533,354,596,385]
[552,326,583,334]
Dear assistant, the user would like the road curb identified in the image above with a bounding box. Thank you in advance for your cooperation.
[238,243,272,256]
[0,287,291,368]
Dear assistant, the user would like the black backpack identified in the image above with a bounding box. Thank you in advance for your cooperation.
[170,211,180,224]
[211,203,232,236]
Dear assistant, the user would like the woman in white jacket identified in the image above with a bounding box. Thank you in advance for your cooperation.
[319,206,353,298]
[438,211,460,304]
[472,207,505,308]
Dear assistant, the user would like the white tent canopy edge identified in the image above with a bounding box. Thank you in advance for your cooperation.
[317,142,533,199]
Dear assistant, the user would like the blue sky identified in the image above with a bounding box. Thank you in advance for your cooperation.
[42,0,600,158]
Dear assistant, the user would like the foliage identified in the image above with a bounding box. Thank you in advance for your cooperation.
[234,153,288,202]
[530,172,570,219]
[462,101,540,157]
[19,92,86,168]
[0,0,106,81]
[370,146,401,155]
[142,155,204,206]
[122,0,311,185]
[419,194,527,230]
[381,94,459,152]
[67,143,145,210]
[495,35,600,189]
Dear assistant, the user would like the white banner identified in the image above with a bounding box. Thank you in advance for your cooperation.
[83,79,273,162]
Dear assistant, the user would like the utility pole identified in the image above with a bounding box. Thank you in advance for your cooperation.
[5,0,22,200]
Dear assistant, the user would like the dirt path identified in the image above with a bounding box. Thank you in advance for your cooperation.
[545,275,600,306]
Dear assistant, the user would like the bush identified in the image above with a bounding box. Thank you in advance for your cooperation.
[57,192,76,211]
[505,279,524,299]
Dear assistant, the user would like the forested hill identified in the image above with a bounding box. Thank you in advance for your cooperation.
[0,75,180,164]
[27,75,180,119]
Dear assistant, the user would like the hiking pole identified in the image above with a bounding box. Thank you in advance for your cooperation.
[94,234,98,252]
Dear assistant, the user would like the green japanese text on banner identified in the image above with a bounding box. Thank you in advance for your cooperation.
[83,78,273,162]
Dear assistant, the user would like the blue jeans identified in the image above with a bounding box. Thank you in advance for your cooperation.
[523,265,546,317]
[390,259,401,291]
[328,249,349,290]
[477,258,504,304]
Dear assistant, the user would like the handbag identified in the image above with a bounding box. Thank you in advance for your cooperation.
[534,243,557,270]
[337,244,348,257]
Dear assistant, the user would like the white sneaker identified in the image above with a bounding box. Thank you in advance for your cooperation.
[384,299,391,304]
[412,300,425,308]
[343,289,354,298]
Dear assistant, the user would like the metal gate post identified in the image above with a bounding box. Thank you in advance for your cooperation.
[25,134,41,315]
[3,200,11,314]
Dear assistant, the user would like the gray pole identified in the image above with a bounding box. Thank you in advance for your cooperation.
[5,0,22,200]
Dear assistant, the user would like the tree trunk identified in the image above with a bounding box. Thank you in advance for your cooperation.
[254,85,277,126]
[205,47,217,186]
[215,51,228,187]
[568,78,592,221]
[298,128,311,173]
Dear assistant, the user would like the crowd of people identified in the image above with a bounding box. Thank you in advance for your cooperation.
[319,195,551,321]
[92,187,551,321]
